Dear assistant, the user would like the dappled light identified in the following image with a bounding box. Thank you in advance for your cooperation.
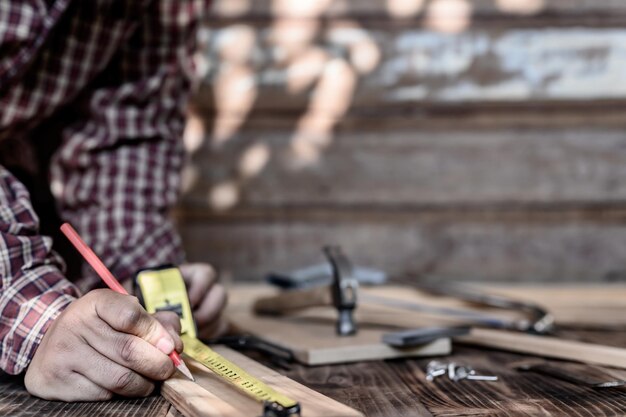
[495,0,545,15]
[272,0,335,18]
[239,142,271,179]
[209,180,240,211]
[211,0,251,17]
[183,112,205,153]
[426,0,471,34]
[211,66,257,146]
[286,47,328,94]
[386,0,425,18]
[350,38,382,75]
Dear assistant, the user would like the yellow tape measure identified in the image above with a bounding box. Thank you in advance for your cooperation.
[181,334,300,416]
[134,266,301,417]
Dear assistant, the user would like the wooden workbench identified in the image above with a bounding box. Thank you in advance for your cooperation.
[1,329,625,417]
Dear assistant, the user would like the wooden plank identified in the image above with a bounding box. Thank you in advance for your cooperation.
[177,216,626,282]
[208,0,626,19]
[161,346,363,417]
[183,126,626,206]
[226,286,451,365]
[460,328,626,369]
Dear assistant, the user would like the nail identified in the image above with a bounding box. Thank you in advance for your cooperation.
[467,375,498,381]
[156,337,175,354]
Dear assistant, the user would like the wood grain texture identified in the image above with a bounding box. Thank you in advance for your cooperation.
[386,348,626,417]
[0,374,170,417]
[161,346,363,417]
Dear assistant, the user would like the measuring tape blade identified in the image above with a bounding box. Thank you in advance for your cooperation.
[182,334,301,416]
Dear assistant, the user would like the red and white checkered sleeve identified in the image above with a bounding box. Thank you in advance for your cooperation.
[51,1,211,292]
[0,165,79,375]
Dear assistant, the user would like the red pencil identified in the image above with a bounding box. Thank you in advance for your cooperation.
[60,223,194,381]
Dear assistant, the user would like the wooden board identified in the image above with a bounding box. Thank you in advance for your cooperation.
[162,346,363,417]
[460,328,626,369]
[227,286,451,365]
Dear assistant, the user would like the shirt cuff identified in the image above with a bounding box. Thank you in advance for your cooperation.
[1,285,77,375]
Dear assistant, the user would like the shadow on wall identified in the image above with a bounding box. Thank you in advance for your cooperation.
[181,0,547,212]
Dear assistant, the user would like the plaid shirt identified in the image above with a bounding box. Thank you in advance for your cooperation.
[0,0,208,375]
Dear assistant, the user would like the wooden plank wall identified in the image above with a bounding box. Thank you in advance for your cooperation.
[176,0,626,282]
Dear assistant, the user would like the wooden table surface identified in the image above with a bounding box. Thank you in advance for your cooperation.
[1,328,625,417]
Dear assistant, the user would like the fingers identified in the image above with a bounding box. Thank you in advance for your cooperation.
[89,289,178,355]
[64,373,114,402]
[82,312,175,381]
[83,290,177,380]
[153,311,183,353]
[197,315,230,340]
[74,344,154,397]
[194,283,227,330]
[180,263,218,309]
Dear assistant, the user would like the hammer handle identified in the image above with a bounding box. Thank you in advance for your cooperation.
[254,287,332,315]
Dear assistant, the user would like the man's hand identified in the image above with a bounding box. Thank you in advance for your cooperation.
[180,263,228,339]
[24,290,183,401]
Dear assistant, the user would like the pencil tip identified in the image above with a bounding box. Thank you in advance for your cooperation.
[178,362,195,381]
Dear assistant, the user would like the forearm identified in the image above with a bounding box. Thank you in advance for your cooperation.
[0,165,79,374]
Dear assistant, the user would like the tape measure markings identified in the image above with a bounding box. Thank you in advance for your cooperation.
[182,334,299,409]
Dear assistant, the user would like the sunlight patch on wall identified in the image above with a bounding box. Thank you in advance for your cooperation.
[211,0,251,17]
[426,0,472,34]
[272,0,334,18]
[209,181,240,211]
[386,0,425,18]
[495,0,544,15]
[239,142,271,179]
[212,66,257,146]
[183,112,205,153]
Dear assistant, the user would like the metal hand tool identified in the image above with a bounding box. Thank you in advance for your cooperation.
[254,246,358,336]
[415,281,554,334]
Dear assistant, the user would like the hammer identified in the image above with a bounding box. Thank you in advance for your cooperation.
[254,246,358,336]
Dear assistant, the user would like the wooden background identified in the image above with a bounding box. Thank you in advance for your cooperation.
[176,0,626,283]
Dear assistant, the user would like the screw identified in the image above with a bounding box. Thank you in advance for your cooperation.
[426,368,446,381]
[453,366,470,381]
[448,363,457,380]
[426,361,447,372]
[467,375,498,381]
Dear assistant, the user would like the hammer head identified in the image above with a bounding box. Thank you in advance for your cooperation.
[323,246,358,336]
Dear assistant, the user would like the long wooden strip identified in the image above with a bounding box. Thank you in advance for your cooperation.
[162,346,363,417]
[459,329,626,369]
